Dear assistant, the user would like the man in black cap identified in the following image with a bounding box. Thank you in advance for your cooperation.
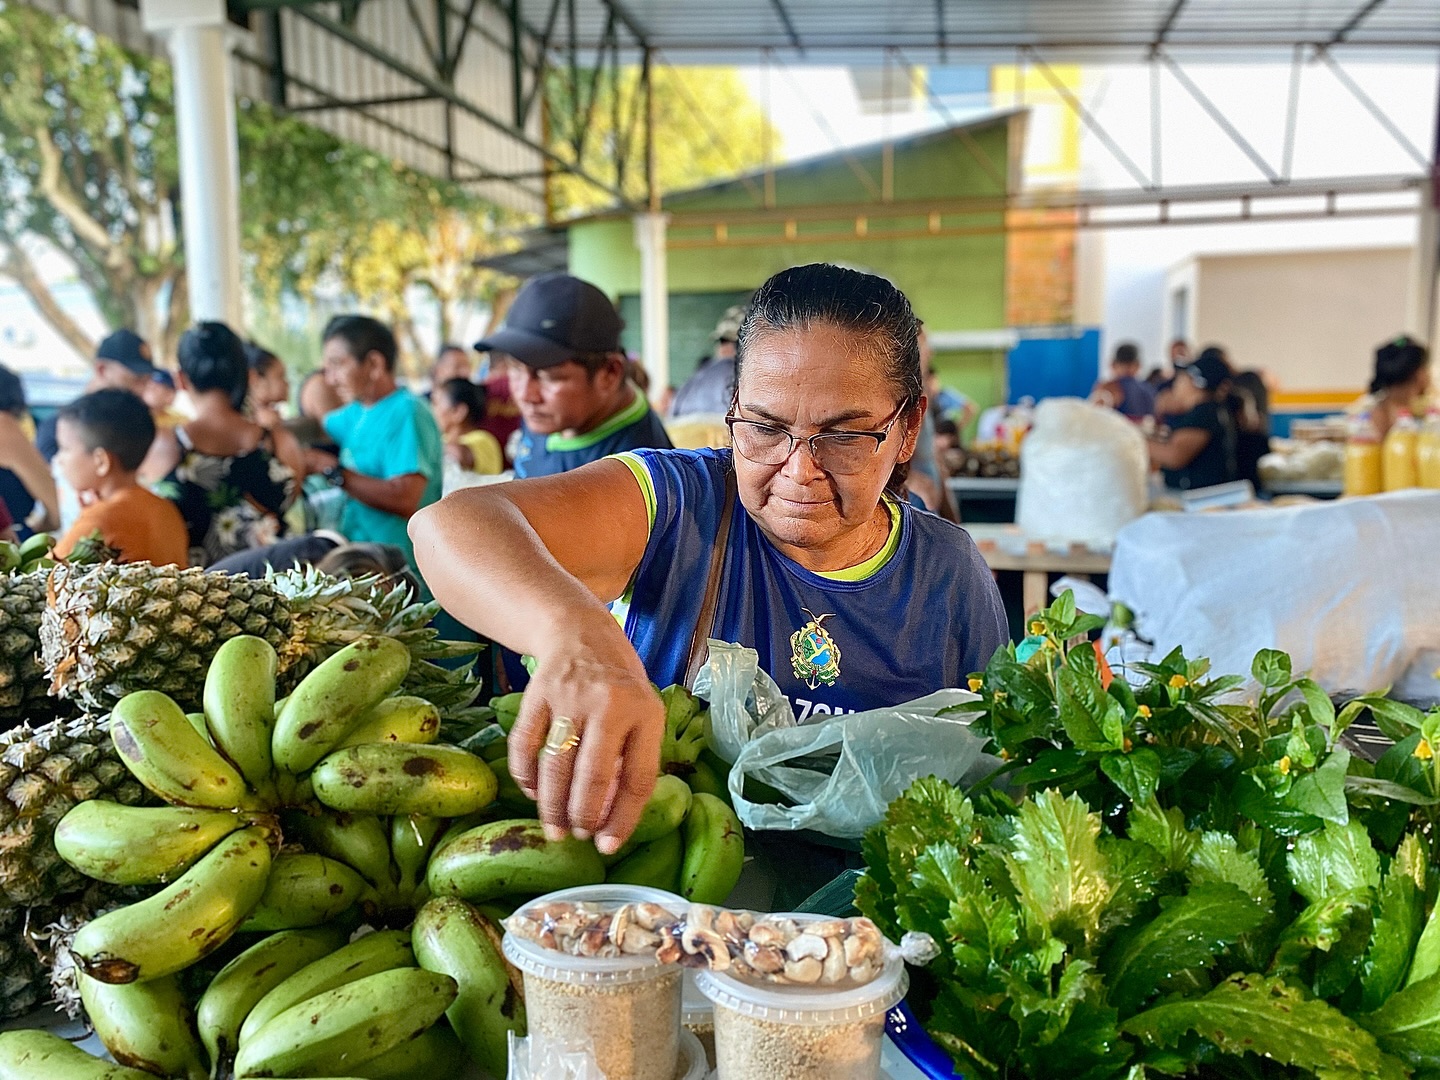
[1148,346,1237,491]
[475,272,670,478]
[37,329,157,461]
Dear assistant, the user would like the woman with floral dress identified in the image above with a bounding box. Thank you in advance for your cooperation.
[149,322,300,566]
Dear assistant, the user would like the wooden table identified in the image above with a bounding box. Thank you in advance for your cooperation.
[963,523,1114,617]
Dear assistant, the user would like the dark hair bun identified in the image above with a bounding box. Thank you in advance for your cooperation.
[1371,335,1429,395]
[179,322,249,410]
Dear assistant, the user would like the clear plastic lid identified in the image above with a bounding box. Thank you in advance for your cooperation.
[681,969,714,1027]
[501,884,687,986]
[675,1027,707,1080]
[693,913,909,1027]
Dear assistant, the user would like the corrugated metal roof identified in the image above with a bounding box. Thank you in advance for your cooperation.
[516,0,1440,60]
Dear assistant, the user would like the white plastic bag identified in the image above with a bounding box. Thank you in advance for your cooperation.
[1108,491,1440,695]
[1016,398,1148,545]
[508,1031,607,1079]
[694,642,998,838]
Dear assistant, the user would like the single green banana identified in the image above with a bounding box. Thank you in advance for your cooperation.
[0,1030,155,1080]
[232,968,456,1080]
[481,735,509,764]
[335,695,441,750]
[272,637,411,774]
[311,743,497,817]
[287,809,397,893]
[203,635,278,794]
[240,929,416,1045]
[390,815,443,899]
[239,852,367,932]
[412,897,525,1078]
[55,801,253,886]
[679,792,745,905]
[426,819,605,903]
[490,692,524,733]
[431,811,495,859]
[686,753,731,803]
[186,712,212,744]
[111,690,260,810]
[196,926,346,1073]
[72,826,273,984]
[630,773,693,844]
[658,684,708,771]
[606,828,684,891]
[79,972,207,1080]
[351,1021,464,1080]
[17,531,52,565]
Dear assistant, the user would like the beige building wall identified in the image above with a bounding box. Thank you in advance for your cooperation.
[1170,247,1412,393]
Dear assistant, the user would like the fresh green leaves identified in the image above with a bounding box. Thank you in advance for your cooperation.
[1124,973,1408,1080]
[1102,884,1267,1016]
[1288,819,1382,905]
[1005,790,1115,950]
[1361,833,1427,1011]
[1360,971,1440,1070]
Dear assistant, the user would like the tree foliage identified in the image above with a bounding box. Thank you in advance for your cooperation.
[546,64,780,217]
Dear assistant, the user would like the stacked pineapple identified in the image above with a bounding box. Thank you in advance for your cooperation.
[0,539,485,1019]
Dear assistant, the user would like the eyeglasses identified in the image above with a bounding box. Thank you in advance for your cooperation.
[725,401,911,475]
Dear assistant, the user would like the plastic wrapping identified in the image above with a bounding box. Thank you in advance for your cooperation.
[1016,398,1149,545]
[507,1031,608,1080]
[695,642,997,838]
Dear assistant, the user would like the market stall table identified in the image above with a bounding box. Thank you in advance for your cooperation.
[1261,478,1343,499]
[963,522,1113,618]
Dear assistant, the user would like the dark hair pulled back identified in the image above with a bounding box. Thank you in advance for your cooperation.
[736,263,922,493]
[178,321,249,411]
[244,341,283,377]
[438,377,487,422]
[0,364,27,417]
[1371,335,1429,395]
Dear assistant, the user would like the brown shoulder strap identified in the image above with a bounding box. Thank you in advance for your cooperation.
[684,470,737,688]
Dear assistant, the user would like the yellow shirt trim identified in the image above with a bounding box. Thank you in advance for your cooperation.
[613,451,657,532]
[815,497,903,582]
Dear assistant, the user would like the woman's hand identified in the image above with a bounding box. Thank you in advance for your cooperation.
[508,618,665,855]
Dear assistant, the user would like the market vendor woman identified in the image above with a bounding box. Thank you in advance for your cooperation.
[411,264,1007,854]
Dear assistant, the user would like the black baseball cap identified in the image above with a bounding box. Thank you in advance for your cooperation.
[474,273,623,369]
[1175,348,1232,391]
[96,329,156,376]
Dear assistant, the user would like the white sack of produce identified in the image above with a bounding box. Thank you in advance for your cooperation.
[1108,490,1440,696]
[1016,398,1148,545]
[694,641,997,838]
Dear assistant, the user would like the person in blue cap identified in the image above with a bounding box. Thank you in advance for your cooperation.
[475,273,671,478]
[37,329,157,461]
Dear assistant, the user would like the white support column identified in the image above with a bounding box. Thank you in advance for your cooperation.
[1406,178,1438,346]
[143,0,244,329]
[633,212,670,398]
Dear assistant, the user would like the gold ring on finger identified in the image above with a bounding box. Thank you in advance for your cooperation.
[543,715,581,757]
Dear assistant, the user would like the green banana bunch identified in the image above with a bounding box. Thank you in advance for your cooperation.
[687,750,731,803]
[197,926,346,1072]
[679,793,745,905]
[272,636,411,774]
[311,743,497,817]
[232,968,457,1079]
[287,808,397,895]
[426,819,605,903]
[110,690,262,810]
[240,852,368,931]
[606,828,684,891]
[351,1022,464,1079]
[240,929,416,1045]
[490,692,524,733]
[391,814,443,901]
[0,1030,154,1080]
[203,635,279,801]
[412,897,525,1079]
[658,684,708,772]
[78,972,207,1080]
[72,825,274,984]
[335,695,442,749]
[0,531,56,575]
[54,802,254,886]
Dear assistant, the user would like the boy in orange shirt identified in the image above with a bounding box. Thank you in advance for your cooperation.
[53,388,189,566]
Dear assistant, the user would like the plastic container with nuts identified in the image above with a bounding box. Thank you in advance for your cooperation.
[682,970,715,1069]
[502,885,688,1080]
[694,913,908,1080]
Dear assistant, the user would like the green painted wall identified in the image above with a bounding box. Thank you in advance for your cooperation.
[567,121,1013,403]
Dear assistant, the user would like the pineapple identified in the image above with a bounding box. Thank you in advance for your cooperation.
[0,716,151,908]
[0,903,46,1019]
[0,571,67,727]
[42,563,479,714]
[1,883,139,1020]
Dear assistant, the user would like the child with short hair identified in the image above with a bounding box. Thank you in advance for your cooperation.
[53,388,188,565]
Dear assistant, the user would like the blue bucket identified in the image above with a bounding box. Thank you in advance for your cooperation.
[886,998,965,1078]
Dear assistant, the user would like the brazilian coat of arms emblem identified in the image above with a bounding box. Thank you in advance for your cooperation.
[790,609,842,689]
